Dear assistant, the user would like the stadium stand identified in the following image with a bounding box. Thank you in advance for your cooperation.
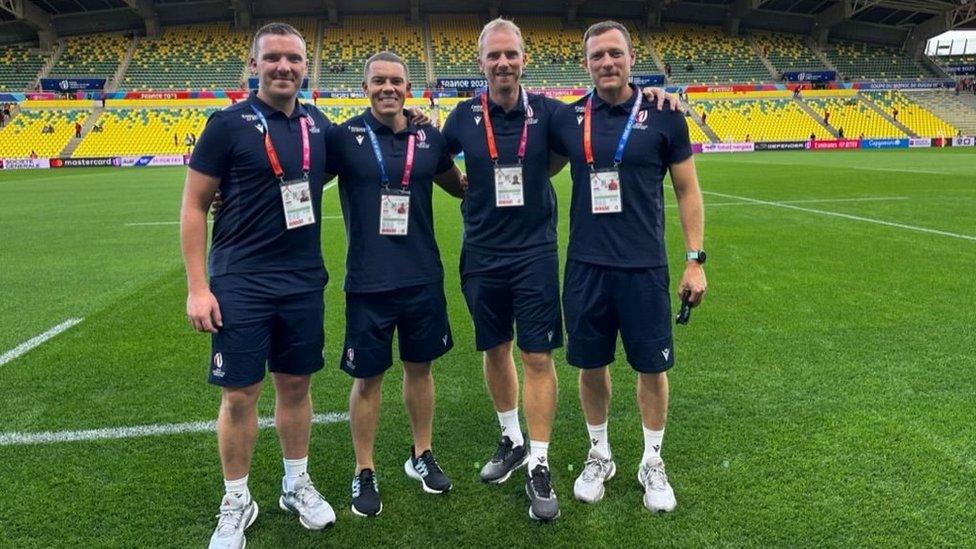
[72,108,219,156]
[936,54,976,69]
[803,95,905,138]
[319,105,367,125]
[0,44,47,91]
[909,90,976,136]
[866,91,957,137]
[429,14,483,78]
[652,24,772,84]
[752,31,827,73]
[515,16,589,87]
[50,34,128,78]
[695,99,832,142]
[0,108,87,157]
[825,41,935,81]
[685,116,711,144]
[319,15,427,90]
[123,24,250,91]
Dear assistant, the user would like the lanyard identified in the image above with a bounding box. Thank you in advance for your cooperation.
[250,104,310,182]
[480,86,530,165]
[583,88,642,169]
[364,121,416,189]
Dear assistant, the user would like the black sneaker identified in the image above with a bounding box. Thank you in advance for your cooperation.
[525,464,560,522]
[404,446,453,494]
[350,469,382,517]
[479,435,528,484]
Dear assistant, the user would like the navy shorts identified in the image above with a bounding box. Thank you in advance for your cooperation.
[460,249,563,353]
[340,282,454,379]
[209,273,326,388]
[563,260,674,373]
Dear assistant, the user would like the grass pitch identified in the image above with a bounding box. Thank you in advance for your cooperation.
[1,148,974,547]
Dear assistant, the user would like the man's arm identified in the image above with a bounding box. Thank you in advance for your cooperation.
[433,164,465,199]
[641,87,682,112]
[669,156,707,306]
[180,167,222,333]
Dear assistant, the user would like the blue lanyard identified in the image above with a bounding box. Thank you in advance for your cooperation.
[363,122,391,186]
[584,87,643,167]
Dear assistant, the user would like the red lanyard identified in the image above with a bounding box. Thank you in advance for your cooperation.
[253,105,310,181]
[401,135,416,189]
[480,86,530,164]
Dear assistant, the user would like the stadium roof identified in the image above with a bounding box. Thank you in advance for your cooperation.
[1,0,974,46]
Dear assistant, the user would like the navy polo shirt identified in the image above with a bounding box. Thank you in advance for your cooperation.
[325,109,454,293]
[443,90,563,257]
[190,93,332,288]
[550,86,692,268]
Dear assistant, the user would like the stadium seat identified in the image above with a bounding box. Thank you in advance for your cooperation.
[753,32,826,74]
[124,24,250,91]
[803,96,905,138]
[825,41,936,81]
[0,44,47,91]
[429,14,482,78]
[0,109,87,157]
[49,34,128,78]
[866,91,957,137]
[72,108,219,156]
[320,15,427,91]
[695,98,831,142]
[686,117,710,144]
[652,24,772,84]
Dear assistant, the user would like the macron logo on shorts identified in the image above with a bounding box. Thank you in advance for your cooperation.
[661,348,671,361]
[442,334,448,346]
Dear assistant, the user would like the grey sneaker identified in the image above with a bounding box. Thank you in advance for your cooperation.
[208,493,258,549]
[573,447,617,503]
[278,473,336,530]
[638,458,677,512]
[480,435,528,484]
[525,464,560,522]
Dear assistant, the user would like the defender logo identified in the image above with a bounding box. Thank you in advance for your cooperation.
[355,135,365,145]
[661,348,670,361]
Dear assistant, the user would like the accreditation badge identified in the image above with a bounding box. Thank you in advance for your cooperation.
[494,164,525,207]
[280,178,316,229]
[590,169,622,214]
[379,188,410,235]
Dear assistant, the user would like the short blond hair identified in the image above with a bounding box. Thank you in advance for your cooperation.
[478,17,524,57]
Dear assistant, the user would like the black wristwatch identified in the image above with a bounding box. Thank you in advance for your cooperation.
[685,250,706,264]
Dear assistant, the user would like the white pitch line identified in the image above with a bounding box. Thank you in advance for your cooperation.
[665,196,908,208]
[0,318,83,367]
[0,412,349,446]
[703,191,976,242]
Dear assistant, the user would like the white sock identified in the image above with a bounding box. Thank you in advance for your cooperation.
[497,408,524,447]
[587,421,611,458]
[283,456,308,491]
[528,440,549,471]
[224,475,250,502]
[642,426,665,466]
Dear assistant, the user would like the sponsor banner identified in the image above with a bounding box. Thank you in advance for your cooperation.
[691,143,703,154]
[2,158,50,169]
[860,138,909,149]
[124,91,191,100]
[49,157,118,168]
[26,92,58,100]
[946,65,976,75]
[684,84,778,93]
[782,70,836,83]
[435,77,488,92]
[909,138,932,148]
[631,74,665,87]
[754,141,807,151]
[530,88,586,98]
[247,77,308,90]
[701,142,755,153]
[953,136,975,147]
[118,155,187,167]
[809,139,860,150]
[321,90,367,98]
[41,78,107,92]
[856,80,954,90]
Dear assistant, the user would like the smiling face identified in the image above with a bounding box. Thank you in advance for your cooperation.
[250,33,307,104]
[583,28,635,95]
[478,28,527,95]
[364,60,410,118]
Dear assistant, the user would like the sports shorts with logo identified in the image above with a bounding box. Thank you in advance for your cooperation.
[459,249,563,353]
[209,270,326,387]
[340,281,454,379]
[563,260,674,373]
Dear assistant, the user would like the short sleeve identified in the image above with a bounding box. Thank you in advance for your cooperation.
[430,128,455,174]
[664,110,693,165]
[547,102,569,157]
[442,107,462,156]
[188,112,233,178]
[324,125,342,175]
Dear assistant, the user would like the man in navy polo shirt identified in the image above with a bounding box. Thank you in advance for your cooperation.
[325,52,464,518]
[443,17,679,523]
[180,23,335,549]
[549,21,707,513]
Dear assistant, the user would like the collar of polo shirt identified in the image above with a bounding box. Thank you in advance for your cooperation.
[484,87,528,115]
[363,108,419,135]
[590,83,641,113]
[249,90,309,120]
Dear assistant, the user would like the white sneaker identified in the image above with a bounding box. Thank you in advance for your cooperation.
[638,458,677,513]
[209,493,258,549]
[279,473,336,530]
[573,447,616,503]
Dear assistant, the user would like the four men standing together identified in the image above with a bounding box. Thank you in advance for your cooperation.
[181,17,706,549]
